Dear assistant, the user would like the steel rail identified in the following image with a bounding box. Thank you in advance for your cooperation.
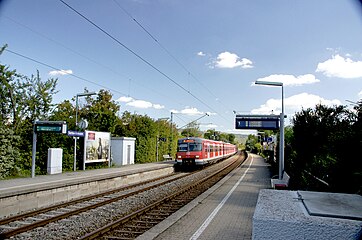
[0,172,192,239]
[0,173,175,226]
[80,154,244,239]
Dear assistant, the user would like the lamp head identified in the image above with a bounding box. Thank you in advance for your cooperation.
[255,80,283,87]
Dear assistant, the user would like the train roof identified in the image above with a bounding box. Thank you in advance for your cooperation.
[177,137,234,145]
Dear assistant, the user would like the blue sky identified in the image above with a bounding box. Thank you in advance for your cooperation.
[1,0,362,134]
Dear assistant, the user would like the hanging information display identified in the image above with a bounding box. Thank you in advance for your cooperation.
[235,115,279,130]
[35,121,67,134]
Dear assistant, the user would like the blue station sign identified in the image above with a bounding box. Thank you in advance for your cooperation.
[235,115,280,130]
[67,130,85,137]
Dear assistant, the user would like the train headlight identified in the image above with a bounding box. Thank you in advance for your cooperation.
[178,155,181,159]
[195,155,199,159]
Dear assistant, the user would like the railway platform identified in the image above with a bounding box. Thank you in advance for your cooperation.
[138,153,271,240]
[0,161,175,218]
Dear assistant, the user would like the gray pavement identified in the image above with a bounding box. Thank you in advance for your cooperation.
[138,153,271,240]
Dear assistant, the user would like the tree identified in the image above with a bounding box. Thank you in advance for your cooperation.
[291,103,361,193]
[181,122,202,137]
[83,89,120,133]
[245,134,259,153]
[204,129,219,140]
[0,46,58,175]
[0,126,20,178]
[114,112,157,163]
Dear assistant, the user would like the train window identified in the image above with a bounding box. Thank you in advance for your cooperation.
[178,143,188,152]
[189,143,202,151]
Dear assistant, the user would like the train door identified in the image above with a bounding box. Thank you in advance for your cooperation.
[211,143,214,158]
[206,143,210,159]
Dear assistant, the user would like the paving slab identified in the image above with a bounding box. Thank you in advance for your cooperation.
[138,153,271,240]
[299,191,362,221]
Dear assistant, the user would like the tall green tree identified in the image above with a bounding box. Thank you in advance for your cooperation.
[114,112,157,163]
[291,103,361,193]
[84,89,120,133]
[0,47,58,175]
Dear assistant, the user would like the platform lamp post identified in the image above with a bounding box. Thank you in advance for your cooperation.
[255,80,284,180]
[74,92,97,171]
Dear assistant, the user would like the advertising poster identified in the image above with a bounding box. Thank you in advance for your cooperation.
[84,130,110,163]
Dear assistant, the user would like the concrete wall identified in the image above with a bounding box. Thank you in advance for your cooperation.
[0,166,174,219]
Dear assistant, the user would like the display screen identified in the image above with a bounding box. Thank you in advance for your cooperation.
[235,117,279,130]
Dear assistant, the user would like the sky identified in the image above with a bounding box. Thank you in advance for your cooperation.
[0,0,362,135]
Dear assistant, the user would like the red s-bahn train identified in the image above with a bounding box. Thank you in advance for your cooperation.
[176,137,238,167]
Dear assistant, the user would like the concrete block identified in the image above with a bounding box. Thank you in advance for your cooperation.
[253,190,362,240]
[18,192,38,213]
[37,189,54,208]
[0,196,19,218]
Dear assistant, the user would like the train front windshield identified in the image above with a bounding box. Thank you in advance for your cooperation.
[178,143,202,152]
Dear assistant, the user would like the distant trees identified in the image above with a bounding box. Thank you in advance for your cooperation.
[180,121,202,138]
[245,135,262,154]
[203,129,236,144]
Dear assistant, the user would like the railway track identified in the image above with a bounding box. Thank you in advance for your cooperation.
[80,153,244,240]
[0,172,189,239]
[0,152,245,239]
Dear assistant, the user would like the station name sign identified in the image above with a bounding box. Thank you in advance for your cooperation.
[235,115,280,130]
[67,130,85,137]
[35,121,67,134]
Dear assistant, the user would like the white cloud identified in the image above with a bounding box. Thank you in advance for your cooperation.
[171,107,204,116]
[117,96,133,103]
[316,54,362,78]
[127,100,153,109]
[358,90,362,97]
[253,74,320,87]
[213,51,253,69]
[153,104,164,109]
[49,69,73,76]
[197,51,206,56]
[181,107,203,115]
[116,96,164,109]
[251,93,341,115]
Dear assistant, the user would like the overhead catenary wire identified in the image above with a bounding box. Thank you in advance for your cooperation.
[59,0,219,116]
[3,48,207,127]
[112,0,233,118]
[3,15,188,109]
[4,49,126,95]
